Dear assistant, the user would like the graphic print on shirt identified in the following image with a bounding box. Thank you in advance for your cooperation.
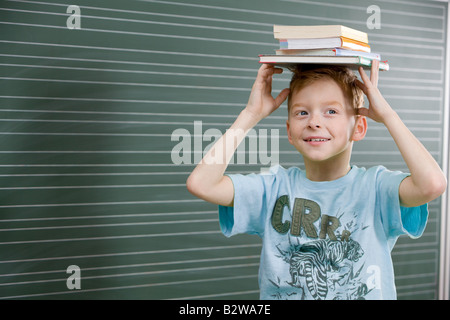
[270,196,371,300]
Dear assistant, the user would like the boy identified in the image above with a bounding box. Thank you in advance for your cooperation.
[186,61,447,300]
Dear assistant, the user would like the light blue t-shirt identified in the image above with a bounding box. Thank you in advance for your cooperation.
[219,165,428,300]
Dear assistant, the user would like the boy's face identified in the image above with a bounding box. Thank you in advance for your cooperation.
[286,77,366,165]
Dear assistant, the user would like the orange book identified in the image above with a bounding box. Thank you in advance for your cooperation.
[279,37,371,53]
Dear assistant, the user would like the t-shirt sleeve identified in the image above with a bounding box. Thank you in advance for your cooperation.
[376,167,429,244]
[218,167,280,238]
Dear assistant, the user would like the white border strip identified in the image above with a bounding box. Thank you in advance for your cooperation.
[439,0,450,301]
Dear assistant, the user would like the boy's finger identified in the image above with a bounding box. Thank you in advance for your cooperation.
[356,107,369,117]
[358,67,371,88]
[370,60,379,87]
[272,67,284,74]
[274,88,290,107]
[258,64,279,80]
[355,79,368,96]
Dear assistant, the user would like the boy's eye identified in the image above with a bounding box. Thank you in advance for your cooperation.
[296,110,307,116]
[327,109,337,115]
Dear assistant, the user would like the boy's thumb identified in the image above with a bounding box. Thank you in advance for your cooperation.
[357,107,369,117]
[274,88,290,107]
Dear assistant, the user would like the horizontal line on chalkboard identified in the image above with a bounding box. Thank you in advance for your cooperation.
[0,172,193,178]
[0,199,203,209]
[0,274,257,299]
[368,0,445,10]
[395,259,437,268]
[0,54,258,73]
[0,243,261,264]
[0,164,197,167]
[0,21,277,47]
[0,254,259,280]
[393,246,439,256]
[0,108,241,118]
[0,95,246,107]
[0,230,222,245]
[396,240,439,251]
[0,210,216,223]
[0,77,252,91]
[372,49,444,60]
[0,119,284,128]
[0,183,187,191]
[396,282,438,292]
[0,262,259,288]
[0,218,218,232]
[0,63,259,81]
[397,289,436,299]
[383,95,442,101]
[0,40,257,61]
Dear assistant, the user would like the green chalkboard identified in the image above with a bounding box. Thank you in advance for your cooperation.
[0,0,446,299]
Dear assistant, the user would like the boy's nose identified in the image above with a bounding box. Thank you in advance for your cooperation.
[308,115,321,128]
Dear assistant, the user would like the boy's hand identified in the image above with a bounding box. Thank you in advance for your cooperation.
[356,60,395,123]
[357,60,446,207]
[245,64,290,122]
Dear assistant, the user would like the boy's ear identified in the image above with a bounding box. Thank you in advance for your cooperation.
[286,119,294,145]
[352,115,367,141]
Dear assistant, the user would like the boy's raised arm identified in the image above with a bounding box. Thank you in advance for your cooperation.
[186,64,290,207]
[357,60,447,207]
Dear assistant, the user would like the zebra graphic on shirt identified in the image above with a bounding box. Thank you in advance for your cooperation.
[276,238,365,300]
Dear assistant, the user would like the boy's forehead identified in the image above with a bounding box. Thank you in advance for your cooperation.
[291,77,347,105]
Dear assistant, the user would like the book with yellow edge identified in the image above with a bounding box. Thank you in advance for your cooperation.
[273,25,369,44]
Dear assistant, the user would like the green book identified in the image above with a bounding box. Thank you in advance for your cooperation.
[259,54,389,71]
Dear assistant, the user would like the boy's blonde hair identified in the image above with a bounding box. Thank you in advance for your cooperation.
[287,64,364,114]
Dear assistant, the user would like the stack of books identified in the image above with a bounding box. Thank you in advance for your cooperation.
[259,25,389,71]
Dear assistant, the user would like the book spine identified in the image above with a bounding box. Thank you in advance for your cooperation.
[334,49,380,60]
[358,56,390,71]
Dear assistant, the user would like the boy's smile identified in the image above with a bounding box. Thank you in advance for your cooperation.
[286,77,367,180]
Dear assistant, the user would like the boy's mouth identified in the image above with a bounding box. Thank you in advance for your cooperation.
[305,138,329,142]
[303,137,331,142]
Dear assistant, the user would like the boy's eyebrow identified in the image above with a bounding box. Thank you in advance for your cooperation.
[290,103,303,109]
[290,100,344,109]
[322,100,344,107]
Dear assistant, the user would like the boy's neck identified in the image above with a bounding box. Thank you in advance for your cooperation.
[303,159,352,182]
